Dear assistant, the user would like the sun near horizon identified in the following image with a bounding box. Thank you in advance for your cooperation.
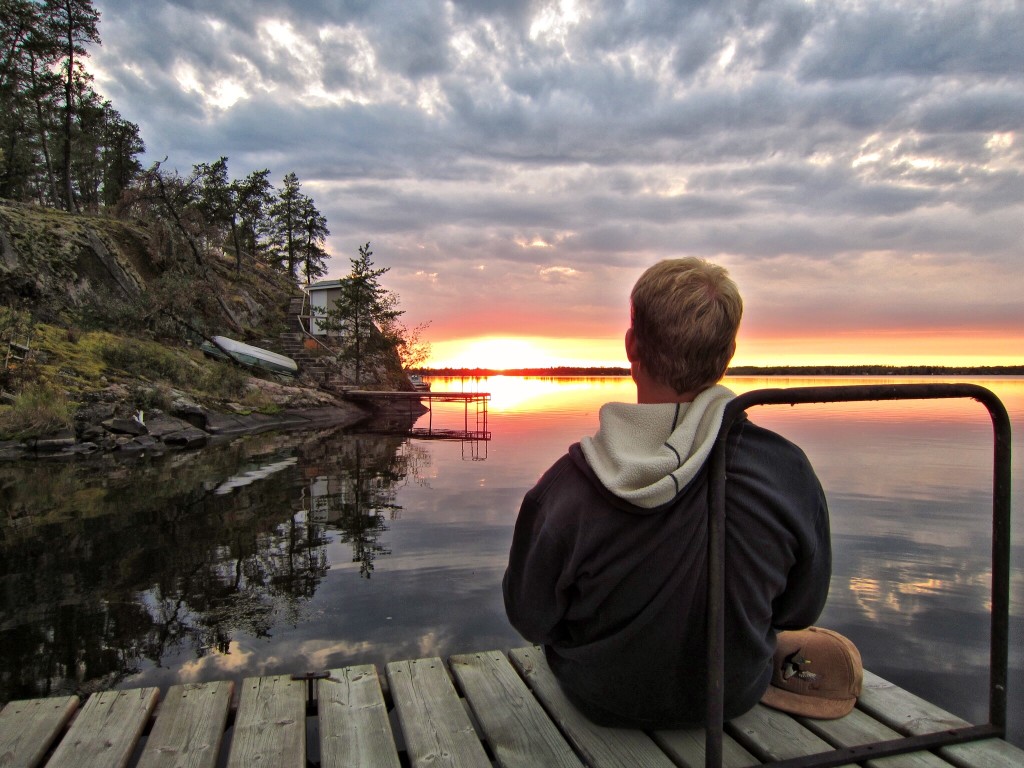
[424,330,1022,370]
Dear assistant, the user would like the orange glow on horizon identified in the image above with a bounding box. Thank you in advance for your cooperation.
[429,375,615,412]
[427,336,627,369]
[424,329,1022,370]
[735,328,1023,368]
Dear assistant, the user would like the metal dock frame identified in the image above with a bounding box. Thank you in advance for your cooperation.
[704,383,1012,768]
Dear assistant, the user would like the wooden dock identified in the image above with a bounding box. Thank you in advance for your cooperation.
[1,646,1021,768]
[347,390,492,442]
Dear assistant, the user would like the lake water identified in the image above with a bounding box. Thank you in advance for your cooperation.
[0,375,1021,746]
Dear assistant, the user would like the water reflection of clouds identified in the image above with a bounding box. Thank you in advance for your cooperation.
[290,639,377,671]
[177,641,255,681]
[822,536,999,726]
[845,566,992,626]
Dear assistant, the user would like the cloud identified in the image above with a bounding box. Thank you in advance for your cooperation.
[89,0,1024,362]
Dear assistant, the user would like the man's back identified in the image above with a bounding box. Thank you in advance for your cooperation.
[503,414,831,728]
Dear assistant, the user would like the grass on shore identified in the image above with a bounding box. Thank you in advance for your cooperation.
[0,383,73,439]
[0,322,279,439]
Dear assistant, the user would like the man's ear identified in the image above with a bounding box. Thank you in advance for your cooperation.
[625,327,638,362]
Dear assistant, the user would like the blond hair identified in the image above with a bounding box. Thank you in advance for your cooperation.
[629,258,742,393]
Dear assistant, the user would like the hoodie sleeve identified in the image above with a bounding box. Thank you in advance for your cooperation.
[771,479,832,630]
[502,456,576,644]
[725,419,833,635]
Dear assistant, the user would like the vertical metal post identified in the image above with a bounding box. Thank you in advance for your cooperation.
[980,387,1012,731]
[705,429,729,768]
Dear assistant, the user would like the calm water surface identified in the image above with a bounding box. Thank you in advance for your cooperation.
[1,375,1021,746]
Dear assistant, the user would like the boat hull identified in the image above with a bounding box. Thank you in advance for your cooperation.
[201,336,298,375]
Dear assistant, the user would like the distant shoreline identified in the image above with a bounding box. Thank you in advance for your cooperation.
[415,365,1024,377]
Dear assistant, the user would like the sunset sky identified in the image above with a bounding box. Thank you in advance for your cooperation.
[88,0,1023,369]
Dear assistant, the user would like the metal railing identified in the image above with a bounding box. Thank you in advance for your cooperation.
[704,383,1012,768]
[295,288,336,355]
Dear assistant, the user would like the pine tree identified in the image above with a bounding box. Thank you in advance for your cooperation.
[269,171,303,279]
[297,195,329,284]
[268,171,330,283]
[44,0,101,212]
[322,243,404,386]
[1,0,143,209]
[100,105,144,207]
[232,168,274,269]
[0,0,51,201]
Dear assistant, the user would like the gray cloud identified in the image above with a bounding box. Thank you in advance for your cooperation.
[89,0,1024,362]
[798,4,1024,81]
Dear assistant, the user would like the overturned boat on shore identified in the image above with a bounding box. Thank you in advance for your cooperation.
[200,335,298,376]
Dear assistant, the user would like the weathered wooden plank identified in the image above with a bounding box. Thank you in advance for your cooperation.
[800,706,955,767]
[46,687,159,768]
[507,646,675,768]
[450,650,585,768]
[226,675,305,768]
[385,657,491,768]
[728,702,857,767]
[0,695,79,768]
[136,680,234,768]
[858,670,1024,768]
[651,726,760,768]
[319,665,401,768]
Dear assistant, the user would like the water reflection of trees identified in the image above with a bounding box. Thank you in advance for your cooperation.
[298,431,429,577]
[0,422,419,702]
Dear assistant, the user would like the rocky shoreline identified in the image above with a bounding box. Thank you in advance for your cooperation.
[0,400,372,461]
[0,371,436,461]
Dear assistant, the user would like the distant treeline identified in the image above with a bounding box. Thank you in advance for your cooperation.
[727,365,1024,376]
[416,365,1024,377]
[417,367,630,377]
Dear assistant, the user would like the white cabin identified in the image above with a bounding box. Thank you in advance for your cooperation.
[305,279,344,335]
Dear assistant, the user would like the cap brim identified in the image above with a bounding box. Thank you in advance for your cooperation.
[760,683,856,720]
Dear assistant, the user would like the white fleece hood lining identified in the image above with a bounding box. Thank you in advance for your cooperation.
[579,384,735,509]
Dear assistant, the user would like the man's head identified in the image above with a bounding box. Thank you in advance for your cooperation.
[627,258,743,396]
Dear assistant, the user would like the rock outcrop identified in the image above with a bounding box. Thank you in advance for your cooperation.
[0,200,421,457]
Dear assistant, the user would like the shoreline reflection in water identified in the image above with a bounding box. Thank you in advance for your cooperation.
[0,375,1020,747]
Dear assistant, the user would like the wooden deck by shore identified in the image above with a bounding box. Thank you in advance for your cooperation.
[2,646,1021,768]
[346,389,492,442]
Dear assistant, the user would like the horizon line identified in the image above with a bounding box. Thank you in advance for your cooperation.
[413,363,1024,376]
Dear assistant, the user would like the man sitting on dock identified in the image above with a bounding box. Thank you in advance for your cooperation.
[503,257,832,729]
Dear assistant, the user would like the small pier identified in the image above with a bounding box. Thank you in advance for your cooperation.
[2,646,1021,768]
[346,390,491,442]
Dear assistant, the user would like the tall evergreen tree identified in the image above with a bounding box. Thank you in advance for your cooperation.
[71,85,105,209]
[27,45,63,205]
[269,171,303,279]
[193,156,233,253]
[0,0,48,201]
[322,243,404,386]
[1,0,141,209]
[100,105,143,207]
[44,0,100,212]
[297,195,329,284]
[0,1,38,89]
[232,168,274,270]
[269,171,329,282]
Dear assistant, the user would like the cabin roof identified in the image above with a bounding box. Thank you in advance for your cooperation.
[306,279,344,292]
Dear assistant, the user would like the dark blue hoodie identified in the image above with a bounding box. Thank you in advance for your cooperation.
[503,397,831,729]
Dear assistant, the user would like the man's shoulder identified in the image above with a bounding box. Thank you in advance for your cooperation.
[524,443,609,509]
[528,444,588,494]
[729,416,809,454]
[726,417,819,479]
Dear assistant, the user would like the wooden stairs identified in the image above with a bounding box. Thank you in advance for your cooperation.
[278,294,351,392]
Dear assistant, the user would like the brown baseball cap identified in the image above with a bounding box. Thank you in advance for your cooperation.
[760,627,863,719]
